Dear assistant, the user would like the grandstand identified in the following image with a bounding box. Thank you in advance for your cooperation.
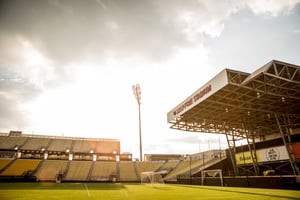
[164,154,225,181]
[0,131,121,160]
[0,131,123,182]
[167,60,300,188]
[0,131,222,184]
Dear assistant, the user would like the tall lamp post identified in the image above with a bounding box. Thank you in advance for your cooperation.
[132,84,143,161]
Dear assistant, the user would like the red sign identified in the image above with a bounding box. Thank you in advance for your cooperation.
[292,143,300,159]
[174,84,212,115]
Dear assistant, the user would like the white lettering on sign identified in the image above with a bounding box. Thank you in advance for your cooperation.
[174,84,212,116]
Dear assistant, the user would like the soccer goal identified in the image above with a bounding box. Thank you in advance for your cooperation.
[201,169,223,186]
[141,172,165,186]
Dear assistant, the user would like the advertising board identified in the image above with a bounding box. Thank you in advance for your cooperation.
[167,69,229,122]
[236,145,290,165]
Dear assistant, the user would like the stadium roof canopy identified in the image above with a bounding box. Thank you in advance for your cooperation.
[167,60,300,139]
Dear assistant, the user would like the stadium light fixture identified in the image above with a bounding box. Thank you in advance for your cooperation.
[256,92,261,98]
[132,84,143,161]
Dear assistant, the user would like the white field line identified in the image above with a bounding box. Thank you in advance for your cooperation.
[84,183,91,197]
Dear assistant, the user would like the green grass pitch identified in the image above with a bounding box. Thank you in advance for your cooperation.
[0,182,299,200]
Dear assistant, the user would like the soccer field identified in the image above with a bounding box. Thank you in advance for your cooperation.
[0,182,299,200]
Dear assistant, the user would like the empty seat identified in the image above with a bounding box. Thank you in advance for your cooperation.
[35,160,68,181]
[1,159,40,176]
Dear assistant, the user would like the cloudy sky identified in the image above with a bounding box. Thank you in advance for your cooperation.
[1,0,300,159]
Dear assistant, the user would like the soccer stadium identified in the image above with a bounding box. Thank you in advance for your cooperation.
[0,60,300,199]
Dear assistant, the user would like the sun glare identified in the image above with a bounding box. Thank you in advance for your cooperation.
[23,41,45,66]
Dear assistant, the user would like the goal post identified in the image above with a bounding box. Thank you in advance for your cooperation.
[201,169,223,186]
[141,171,165,186]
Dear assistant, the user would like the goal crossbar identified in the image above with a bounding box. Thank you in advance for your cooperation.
[201,169,223,186]
[141,171,164,186]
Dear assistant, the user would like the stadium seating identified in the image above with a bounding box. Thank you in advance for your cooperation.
[135,161,164,173]
[0,159,13,172]
[90,161,117,181]
[21,138,51,150]
[159,160,180,172]
[164,160,190,180]
[164,157,226,181]
[64,160,92,181]
[35,160,68,181]
[94,140,120,154]
[119,161,139,181]
[72,140,96,153]
[47,139,73,152]
[0,136,27,149]
[0,133,228,183]
[0,159,40,176]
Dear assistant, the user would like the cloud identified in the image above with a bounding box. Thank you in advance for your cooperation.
[0,33,49,130]
[0,0,185,65]
[206,1,300,70]
[293,29,300,34]
[0,0,299,141]
[0,0,239,132]
[0,76,41,129]
[167,134,222,145]
[1,0,299,68]
[246,0,300,16]
[154,0,239,39]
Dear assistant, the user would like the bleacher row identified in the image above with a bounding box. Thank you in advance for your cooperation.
[0,159,169,181]
[0,158,221,182]
[0,135,120,154]
[0,133,224,182]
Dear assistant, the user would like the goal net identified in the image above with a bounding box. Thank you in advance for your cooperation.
[201,169,223,186]
[141,172,165,186]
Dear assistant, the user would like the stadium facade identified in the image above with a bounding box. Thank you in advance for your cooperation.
[0,130,224,184]
[167,60,300,177]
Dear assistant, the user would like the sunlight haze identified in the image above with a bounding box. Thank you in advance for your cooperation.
[1,0,300,159]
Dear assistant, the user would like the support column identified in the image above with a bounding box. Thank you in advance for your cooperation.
[274,113,299,175]
[225,129,239,176]
[245,129,260,176]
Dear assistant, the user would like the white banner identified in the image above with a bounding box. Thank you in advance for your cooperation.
[236,145,290,165]
[167,69,229,122]
[257,146,289,162]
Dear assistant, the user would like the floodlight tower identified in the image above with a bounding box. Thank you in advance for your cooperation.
[132,84,143,161]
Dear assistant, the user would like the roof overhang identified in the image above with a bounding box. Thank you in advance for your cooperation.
[167,60,300,138]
